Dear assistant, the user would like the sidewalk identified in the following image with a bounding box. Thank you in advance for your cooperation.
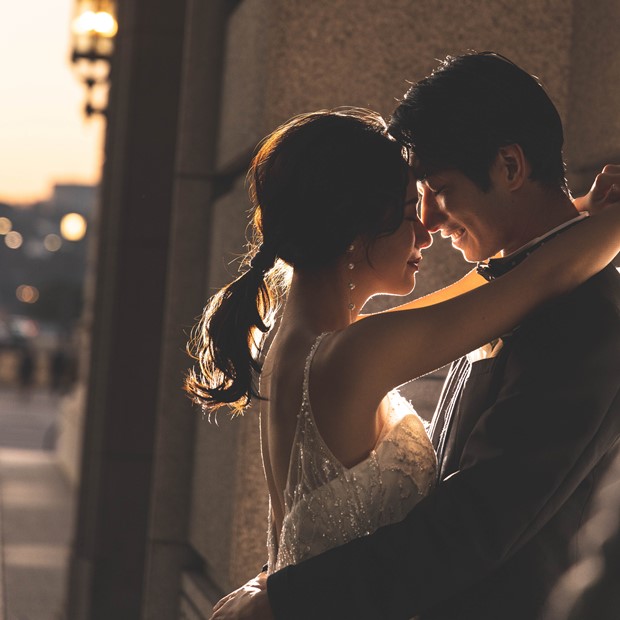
[0,388,75,620]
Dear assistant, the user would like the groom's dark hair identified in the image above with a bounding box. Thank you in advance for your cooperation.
[388,51,569,194]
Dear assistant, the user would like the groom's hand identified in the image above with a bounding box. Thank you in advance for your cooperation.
[210,572,273,620]
[574,164,620,214]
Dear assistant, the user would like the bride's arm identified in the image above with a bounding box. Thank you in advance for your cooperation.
[385,267,487,311]
[354,268,485,320]
[336,202,620,395]
[354,267,488,321]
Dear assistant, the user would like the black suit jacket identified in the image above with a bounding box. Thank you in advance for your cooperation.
[267,264,620,620]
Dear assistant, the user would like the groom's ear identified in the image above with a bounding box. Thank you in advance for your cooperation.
[496,144,528,191]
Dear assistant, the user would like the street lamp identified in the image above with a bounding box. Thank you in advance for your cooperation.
[70,0,117,117]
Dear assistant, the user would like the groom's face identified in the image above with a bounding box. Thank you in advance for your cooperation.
[416,168,511,263]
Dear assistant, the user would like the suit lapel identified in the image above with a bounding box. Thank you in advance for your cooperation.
[430,357,472,478]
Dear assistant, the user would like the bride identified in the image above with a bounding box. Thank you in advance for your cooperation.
[183,108,620,617]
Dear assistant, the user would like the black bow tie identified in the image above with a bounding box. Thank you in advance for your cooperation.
[476,253,530,281]
[476,219,586,281]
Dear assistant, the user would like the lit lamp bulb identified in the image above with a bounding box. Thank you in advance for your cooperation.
[70,1,117,117]
[60,213,88,241]
[93,11,118,36]
[72,10,118,37]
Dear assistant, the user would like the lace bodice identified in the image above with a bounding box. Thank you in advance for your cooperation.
[267,332,437,573]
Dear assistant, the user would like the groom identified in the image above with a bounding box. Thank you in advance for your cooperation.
[213,52,620,619]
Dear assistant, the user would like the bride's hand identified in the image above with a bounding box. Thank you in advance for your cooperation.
[210,572,272,620]
[574,164,620,214]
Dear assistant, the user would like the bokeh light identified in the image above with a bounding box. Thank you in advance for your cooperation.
[60,213,87,241]
[44,233,63,252]
[0,217,12,235]
[5,231,23,249]
[16,285,40,304]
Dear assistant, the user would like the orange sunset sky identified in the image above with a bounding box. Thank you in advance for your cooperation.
[0,0,104,205]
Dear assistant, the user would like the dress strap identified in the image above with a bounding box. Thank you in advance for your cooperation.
[282,331,335,501]
[302,332,331,405]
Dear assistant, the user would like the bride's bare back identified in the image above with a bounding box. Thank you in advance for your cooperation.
[260,326,393,536]
[261,325,437,573]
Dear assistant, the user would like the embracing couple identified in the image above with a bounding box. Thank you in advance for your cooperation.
[186,51,620,619]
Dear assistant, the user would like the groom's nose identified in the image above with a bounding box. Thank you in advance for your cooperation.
[413,216,432,249]
[418,188,444,233]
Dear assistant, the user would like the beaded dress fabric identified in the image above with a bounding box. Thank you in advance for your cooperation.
[267,332,437,573]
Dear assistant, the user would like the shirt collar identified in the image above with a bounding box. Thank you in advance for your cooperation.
[476,212,590,281]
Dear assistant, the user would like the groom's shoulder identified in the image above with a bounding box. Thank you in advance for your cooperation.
[583,262,620,294]
[564,263,620,322]
[515,264,620,350]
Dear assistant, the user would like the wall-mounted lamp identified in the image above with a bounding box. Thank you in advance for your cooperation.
[70,0,117,117]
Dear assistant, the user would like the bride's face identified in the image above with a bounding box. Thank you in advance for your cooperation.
[362,174,432,296]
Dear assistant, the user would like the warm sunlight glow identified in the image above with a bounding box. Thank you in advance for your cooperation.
[5,231,23,249]
[16,285,40,304]
[0,217,12,234]
[72,10,117,37]
[60,213,87,241]
[0,0,104,204]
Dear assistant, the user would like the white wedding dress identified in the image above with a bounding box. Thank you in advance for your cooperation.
[267,332,437,573]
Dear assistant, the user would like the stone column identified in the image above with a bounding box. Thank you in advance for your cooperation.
[141,1,237,618]
[65,0,188,616]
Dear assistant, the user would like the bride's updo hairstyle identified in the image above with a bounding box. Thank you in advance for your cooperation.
[185,107,409,414]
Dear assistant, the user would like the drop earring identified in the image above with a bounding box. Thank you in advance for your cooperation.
[347,243,356,318]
